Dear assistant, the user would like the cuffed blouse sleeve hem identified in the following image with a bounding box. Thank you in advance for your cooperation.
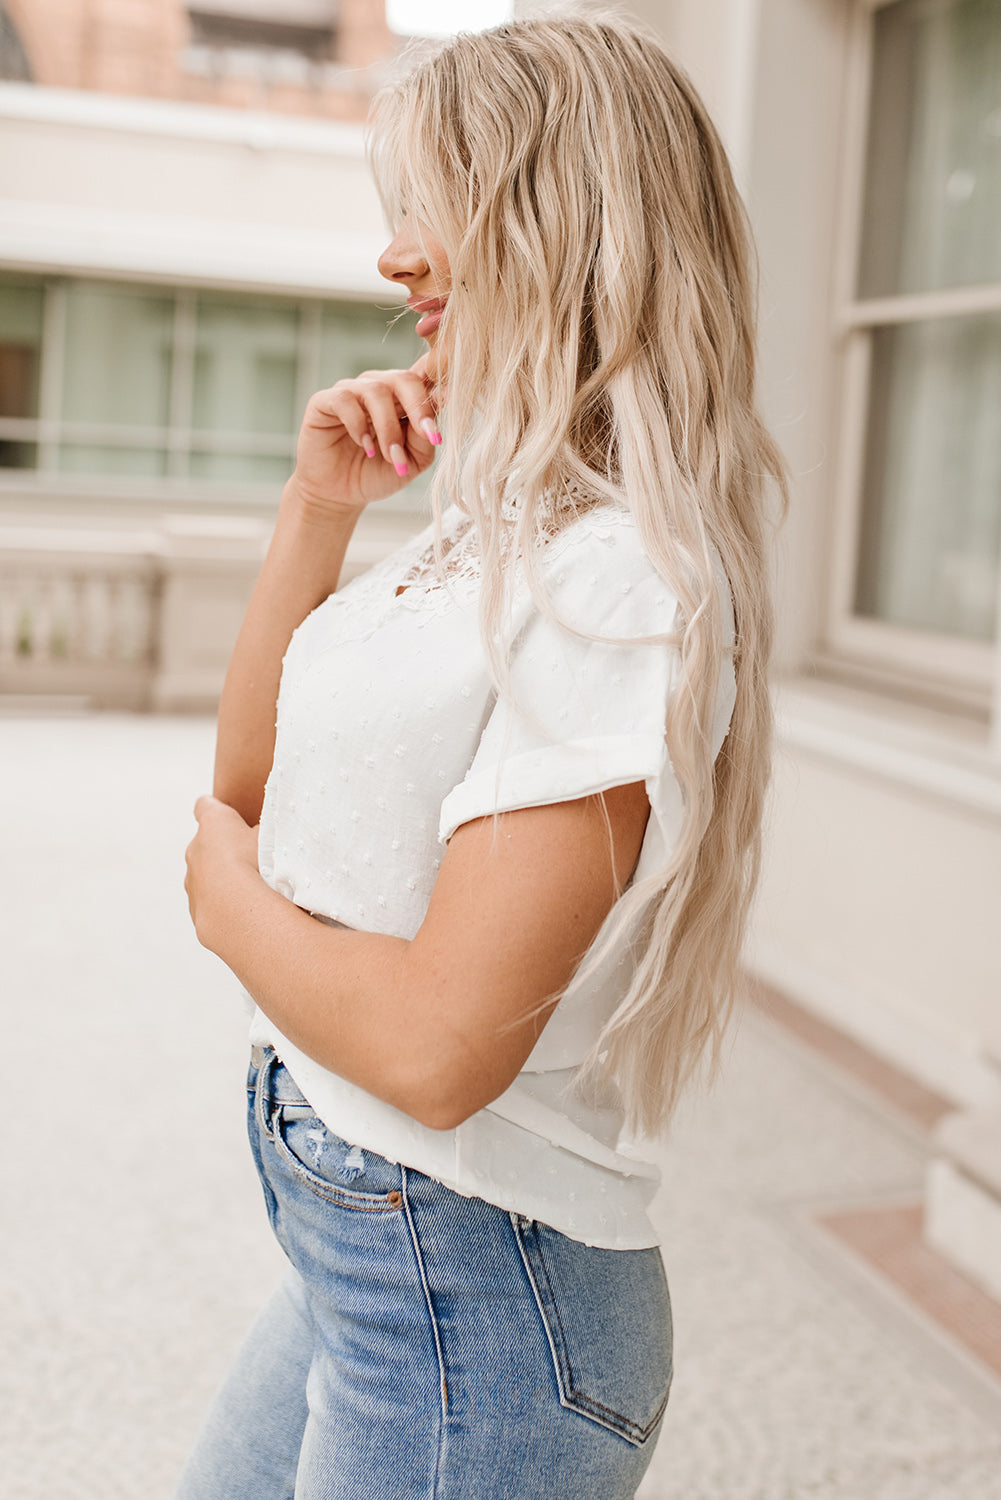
[437,732,668,845]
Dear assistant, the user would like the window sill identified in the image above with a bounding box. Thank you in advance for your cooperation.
[773,675,1001,823]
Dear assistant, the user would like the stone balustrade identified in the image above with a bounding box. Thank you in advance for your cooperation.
[0,516,269,710]
[0,507,420,711]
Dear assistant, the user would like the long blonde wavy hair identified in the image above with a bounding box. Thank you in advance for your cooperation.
[368,11,788,1138]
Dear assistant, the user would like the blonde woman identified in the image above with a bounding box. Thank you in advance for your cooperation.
[180,14,786,1500]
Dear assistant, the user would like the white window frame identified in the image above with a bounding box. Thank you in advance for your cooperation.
[824,0,1001,734]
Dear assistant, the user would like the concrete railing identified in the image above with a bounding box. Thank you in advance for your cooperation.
[0,517,270,711]
[0,508,421,711]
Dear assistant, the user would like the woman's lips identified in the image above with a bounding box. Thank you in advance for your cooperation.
[410,298,446,339]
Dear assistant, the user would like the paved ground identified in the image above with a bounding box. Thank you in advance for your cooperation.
[3,711,1001,1500]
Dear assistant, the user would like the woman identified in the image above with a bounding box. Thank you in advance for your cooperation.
[181,14,786,1500]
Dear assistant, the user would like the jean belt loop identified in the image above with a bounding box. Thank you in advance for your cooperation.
[254,1045,279,1141]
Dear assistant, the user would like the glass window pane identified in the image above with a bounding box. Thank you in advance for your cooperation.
[0,276,43,420]
[188,450,293,484]
[854,313,1001,640]
[0,441,37,469]
[859,0,1001,299]
[193,296,299,436]
[58,445,168,477]
[318,300,422,387]
[62,283,173,427]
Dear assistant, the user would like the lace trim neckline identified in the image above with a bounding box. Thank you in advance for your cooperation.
[391,500,634,599]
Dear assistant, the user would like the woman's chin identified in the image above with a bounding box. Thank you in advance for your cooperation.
[417,342,448,399]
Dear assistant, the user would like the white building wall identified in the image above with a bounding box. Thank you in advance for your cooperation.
[0,84,390,296]
[655,0,1001,1109]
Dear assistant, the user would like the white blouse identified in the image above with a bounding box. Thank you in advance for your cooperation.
[250,502,736,1249]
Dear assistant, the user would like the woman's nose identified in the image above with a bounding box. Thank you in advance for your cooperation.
[378,228,428,285]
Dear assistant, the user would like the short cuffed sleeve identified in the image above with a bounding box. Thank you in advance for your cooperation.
[437,511,728,857]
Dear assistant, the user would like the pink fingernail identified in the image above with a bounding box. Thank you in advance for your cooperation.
[420,417,442,445]
[390,444,409,476]
[361,433,377,457]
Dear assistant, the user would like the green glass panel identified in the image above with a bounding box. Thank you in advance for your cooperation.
[318,301,422,388]
[859,0,1001,298]
[188,450,293,484]
[62,283,173,427]
[855,312,1001,640]
[0,440,37,468]
[193,296,299,436]
[0,277,43,420]
[58,445,168,477]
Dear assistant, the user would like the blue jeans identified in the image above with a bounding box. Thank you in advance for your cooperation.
[176,1048,672,1500]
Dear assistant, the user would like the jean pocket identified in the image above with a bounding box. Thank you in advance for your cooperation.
[512,1216,673,1446]
[270,1105,405,1214]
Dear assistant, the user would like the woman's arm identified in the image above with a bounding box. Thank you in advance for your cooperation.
[185,780,651,1130]
[212,491,359,824]
[213,358,442,824]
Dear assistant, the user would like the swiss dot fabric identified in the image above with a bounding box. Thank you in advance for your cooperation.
[250,503,736,1248]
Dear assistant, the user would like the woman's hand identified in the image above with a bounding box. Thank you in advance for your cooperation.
[185,795,261,954]
[288,350,442,522]
[209,348,443,827]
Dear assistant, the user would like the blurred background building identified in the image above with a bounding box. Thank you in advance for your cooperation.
[0,0,421,710]
[1,0,999,1307]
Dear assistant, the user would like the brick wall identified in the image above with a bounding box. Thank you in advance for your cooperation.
[4,0,398,119]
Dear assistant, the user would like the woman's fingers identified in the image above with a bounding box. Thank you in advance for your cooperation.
[355,380,414,473]
[306,387,378,457]
[353,371,441,473]
[310,371,440,462]
[393,368,442,446]
[293,366,441,509]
